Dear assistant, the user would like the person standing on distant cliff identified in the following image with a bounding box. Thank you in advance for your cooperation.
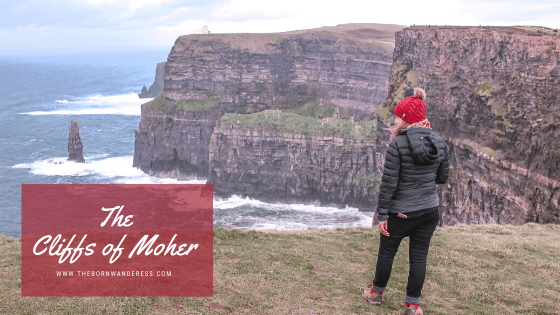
[362,88,450,315]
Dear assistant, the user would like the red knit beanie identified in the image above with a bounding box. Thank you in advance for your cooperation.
[393,87,426,124]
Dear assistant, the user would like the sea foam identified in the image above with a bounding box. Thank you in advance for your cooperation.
[23,93,151,116]
[13,157,373,230]
[213,194,373,230]
[13,156,204,184]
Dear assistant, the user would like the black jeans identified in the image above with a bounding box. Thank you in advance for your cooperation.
[372,206,440,304]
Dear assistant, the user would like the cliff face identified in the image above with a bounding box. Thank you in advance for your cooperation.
[133,105,223,179]
[139,62,165,98]
[135,24,560,223]
[208,120,384,209]
[135,24,404,182]
[163,24,404,117]
[377,26,560,224]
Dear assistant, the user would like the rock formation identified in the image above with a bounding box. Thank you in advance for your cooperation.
[208,119,383,209]
[139,62,166,98]
[134,23,405,187]
[375,26,560,224]
[135,23,560,224]
[68,120,85,163]
[134,105,223,179]
[162,24,403,116]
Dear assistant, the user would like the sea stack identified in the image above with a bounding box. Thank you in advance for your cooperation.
[68,120,85,163]
[139,62,166,98]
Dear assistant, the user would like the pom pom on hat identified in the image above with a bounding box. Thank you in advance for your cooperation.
[413,87,426,100]
[394,87,427,124]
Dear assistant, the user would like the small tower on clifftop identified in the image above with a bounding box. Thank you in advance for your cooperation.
[68,120,85,163]
[201,26,210,34]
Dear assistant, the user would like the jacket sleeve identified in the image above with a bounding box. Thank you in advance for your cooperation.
[376,139,400,222]
[435,142,450,184]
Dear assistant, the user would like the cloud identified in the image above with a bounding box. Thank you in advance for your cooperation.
[200,0,463,33]
[452,0,560,26]
[0,0,558,55]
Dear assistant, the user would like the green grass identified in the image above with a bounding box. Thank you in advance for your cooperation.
[392,70,420,103]
[356,172,381,190]
[220,109,377,141]
[459,139,502,159]
[142,94,175,115]
[2,224,560,314]
[176,23,406,54]
[491,105,513,130]
[374,104,392,121]
[177,97,220,112]
[142,95,220,115]
[285,101,350,120]
[391,60,406,74]
[375,68,421,123]
[513,26,559,34]
[480,146,500,158]
[475,81,498,97]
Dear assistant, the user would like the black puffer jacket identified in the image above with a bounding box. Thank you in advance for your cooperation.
[376,126,450,221]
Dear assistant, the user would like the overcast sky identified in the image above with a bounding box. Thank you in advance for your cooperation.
[1,0,559,55]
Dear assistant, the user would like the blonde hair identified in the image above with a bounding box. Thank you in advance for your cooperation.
[388,117,411,140]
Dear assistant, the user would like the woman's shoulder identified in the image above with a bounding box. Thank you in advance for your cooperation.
[429,131,448,146]
[388,134,408,148]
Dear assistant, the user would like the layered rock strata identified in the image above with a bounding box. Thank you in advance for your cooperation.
[208,120,385,210]
[68,120,85,163]
[139,62,166,98]
[134,24,404,182]
[163,24,404,116]
[134,105,223,180]
[376,26,560,224]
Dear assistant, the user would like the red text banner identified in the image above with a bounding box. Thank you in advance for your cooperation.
[21,184,213,296]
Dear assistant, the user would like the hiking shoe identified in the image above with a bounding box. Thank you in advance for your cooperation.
[404,303,423,315]
[362,284,383,305]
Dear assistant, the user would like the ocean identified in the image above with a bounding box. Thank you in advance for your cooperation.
[0,51,373,237]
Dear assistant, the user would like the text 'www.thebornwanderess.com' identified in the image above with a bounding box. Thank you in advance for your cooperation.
[55,271,172,277]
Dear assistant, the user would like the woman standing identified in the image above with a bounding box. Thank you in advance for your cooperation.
[362,88,450,315]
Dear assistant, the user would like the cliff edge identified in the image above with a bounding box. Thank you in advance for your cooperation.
[376,26,560,224]
[134,23,404,194]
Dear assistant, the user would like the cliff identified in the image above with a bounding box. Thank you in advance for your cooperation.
[134,23,405,184]
[135,24,560,224]
[134,102,223,179]
[208,113,383,209]
[163,23,403,116]
[139,62,166,98]
[376,26,560,224]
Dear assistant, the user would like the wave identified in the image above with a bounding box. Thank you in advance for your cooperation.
[13,156,204,185]
[13,156,373,230]
[22,93,152,116]
[213,194,373,230]
[213,194,358,213]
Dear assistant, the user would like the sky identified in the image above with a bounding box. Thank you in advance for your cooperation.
[0,0,559,55]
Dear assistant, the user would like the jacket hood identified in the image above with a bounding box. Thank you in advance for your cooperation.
[402,127,439,165]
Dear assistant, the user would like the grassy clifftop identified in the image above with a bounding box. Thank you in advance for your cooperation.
[221,102,378,141]
[142,95,220,115]
[177,23,407,54]
[2,224,559,314]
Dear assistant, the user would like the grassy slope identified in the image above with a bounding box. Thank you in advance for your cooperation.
[143,95,220,115]
[180,23,407,54]
[221,105,377,141]
[1,224,559,314]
